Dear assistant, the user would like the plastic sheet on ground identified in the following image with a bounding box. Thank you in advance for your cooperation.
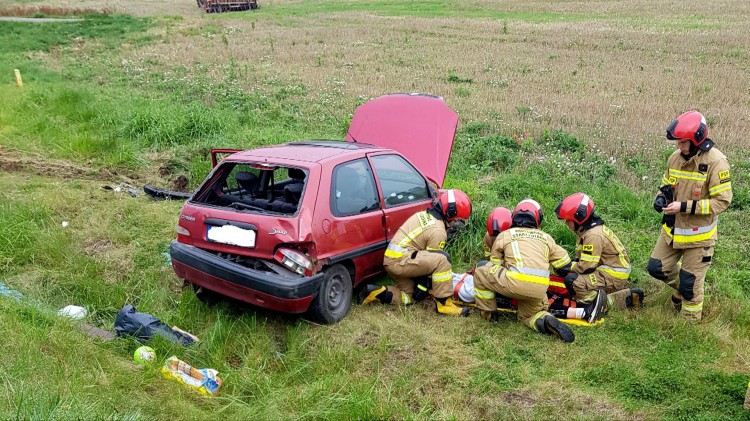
[114,304,197,346]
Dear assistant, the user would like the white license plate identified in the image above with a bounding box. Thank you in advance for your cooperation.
[206,225,256,248]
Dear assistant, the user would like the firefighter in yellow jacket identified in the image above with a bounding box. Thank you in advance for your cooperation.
[468,206,607,325]
[473,199,578,343]
[555,192,644,310]
[647,111,732,321]
[358,189,472,316]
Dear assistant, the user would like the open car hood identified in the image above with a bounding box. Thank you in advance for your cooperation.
[345,93,458,188]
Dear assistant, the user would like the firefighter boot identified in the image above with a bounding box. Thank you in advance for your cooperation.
[436,297,470,316]
[479,310,500,322]
[582,289,607,324]
[535,314,575,343]
[626,288,644,310]
[671,293,682,313]
[357,285,391,305]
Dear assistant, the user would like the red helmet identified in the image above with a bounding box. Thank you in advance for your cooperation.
[555,193,594,225]
[486,207,512,236]
[512,199,543,228]
[437,189,472,221]
[666,111,708,147]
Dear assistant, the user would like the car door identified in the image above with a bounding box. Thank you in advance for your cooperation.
[368,153,435,242]
[326,158,386,284]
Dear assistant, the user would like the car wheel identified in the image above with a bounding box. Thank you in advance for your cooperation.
[307,264,352,324]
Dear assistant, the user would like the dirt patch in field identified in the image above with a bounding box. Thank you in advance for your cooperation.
[354,330,379,348]
[501,389,538,407]
[0,145,177,189]
[0,145,108,180]
[84,238,114,257]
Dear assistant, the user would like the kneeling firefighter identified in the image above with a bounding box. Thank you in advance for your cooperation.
[555,193,643,310]
[472,199,578,343]
[479,206,606,324]
[358,189,472,316]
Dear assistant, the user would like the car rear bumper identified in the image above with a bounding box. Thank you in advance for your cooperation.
[170,241,323,313]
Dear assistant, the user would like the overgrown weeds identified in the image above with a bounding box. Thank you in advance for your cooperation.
[0,2,748,419]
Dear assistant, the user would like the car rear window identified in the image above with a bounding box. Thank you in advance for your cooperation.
[194,163,307,215]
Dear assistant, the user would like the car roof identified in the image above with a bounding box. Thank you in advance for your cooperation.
[228,140,386,166]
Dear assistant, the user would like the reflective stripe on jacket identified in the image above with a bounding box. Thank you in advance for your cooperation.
[384,211,447,261]
[571,225,631,280]
[659,147,732,249]
[489,227,571,286]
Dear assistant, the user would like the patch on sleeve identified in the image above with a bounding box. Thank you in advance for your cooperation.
[582,244,595,252]
[438,241,446,250]
[418,212,435,228]
[719,169,730,182]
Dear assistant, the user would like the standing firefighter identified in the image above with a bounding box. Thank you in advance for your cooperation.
[555,193,644,310]
[472,199,578,343]
[647,111,732,321]
[358,189,472,316]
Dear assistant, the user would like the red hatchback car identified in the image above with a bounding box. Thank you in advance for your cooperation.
[169,93,459,323]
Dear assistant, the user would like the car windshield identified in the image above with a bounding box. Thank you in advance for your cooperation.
[193,162,307,215]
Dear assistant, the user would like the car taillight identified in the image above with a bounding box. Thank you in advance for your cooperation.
[176,225,190,236]
[274,248,313,276]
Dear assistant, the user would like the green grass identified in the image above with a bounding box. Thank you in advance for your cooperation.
[1,7,749,421]
[241,0,609,23]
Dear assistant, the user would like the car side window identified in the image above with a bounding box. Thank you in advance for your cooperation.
[331,159,380,217]
[370,154,430,208]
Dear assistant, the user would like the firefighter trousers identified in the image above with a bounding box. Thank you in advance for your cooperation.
[648,231,712,320]
[473,263,550,331]
[384,249,453,305]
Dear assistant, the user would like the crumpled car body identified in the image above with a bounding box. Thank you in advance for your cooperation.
[170,93,459,323]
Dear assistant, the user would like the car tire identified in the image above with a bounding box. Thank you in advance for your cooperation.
[307,264,352,324]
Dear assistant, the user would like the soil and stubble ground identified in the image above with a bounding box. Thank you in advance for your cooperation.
[1,0,749,420]
[2,0,749,185]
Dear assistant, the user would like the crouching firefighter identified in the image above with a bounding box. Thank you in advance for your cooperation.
[555,192,643,311]
[647,111,732,321]
[358,189,473,316]
[481,206,607,324]
[472,199,578,343]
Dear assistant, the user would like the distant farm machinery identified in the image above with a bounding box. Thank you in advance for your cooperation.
[196,0,258,13]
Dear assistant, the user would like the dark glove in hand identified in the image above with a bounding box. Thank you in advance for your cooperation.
[653,195,667,212]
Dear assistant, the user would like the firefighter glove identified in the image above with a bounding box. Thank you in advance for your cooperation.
[653,195,667,213]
